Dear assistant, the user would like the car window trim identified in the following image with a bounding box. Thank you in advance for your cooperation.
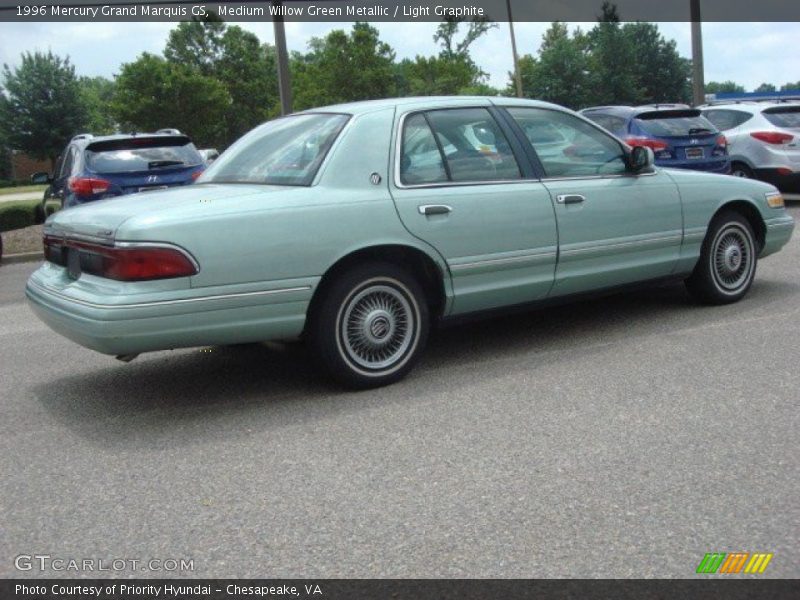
[393,106,534,190]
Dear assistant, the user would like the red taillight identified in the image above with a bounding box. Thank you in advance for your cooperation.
[191,170,204,181]
[69,177,111,196]
[776,167,794,176]
[43,237,197,281]
[625,137,668,151]
[750,131,794,145]
[715,135,727,148]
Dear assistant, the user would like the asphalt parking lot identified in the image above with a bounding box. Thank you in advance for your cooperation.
[1,204,798,579]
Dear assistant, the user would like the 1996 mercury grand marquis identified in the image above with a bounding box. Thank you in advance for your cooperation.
[27,97,795,388]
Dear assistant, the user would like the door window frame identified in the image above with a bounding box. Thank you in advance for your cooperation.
[393,105,539,189]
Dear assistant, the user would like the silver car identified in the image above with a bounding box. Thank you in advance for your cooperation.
[701,102,800,191]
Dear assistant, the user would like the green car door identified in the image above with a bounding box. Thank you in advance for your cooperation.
[504,106,683,297]
[390,107,559,315]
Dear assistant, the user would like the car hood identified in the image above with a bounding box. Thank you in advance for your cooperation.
[45,184,309,241]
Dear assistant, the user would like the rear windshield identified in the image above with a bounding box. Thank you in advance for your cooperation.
[85,136,203,173]
[635,110,718,137]
[200,113,350,186]
[763,106,800,128]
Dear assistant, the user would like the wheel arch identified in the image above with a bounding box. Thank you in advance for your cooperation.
[306,243,450,327]
[711,199,766,252]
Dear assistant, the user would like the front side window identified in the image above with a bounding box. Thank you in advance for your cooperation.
[507,107,627,178]
[399,108,522,185]
[202,113,349,186]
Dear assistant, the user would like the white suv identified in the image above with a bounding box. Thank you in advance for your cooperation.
[701,102,800,192]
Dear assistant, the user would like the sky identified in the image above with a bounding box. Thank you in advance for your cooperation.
[0,21,798,92]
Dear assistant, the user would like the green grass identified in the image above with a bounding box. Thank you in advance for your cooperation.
[0,184,47,196]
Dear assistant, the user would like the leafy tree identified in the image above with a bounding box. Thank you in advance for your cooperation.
[0,51,87,166]
[434,16,496,61]
[292,23,396,109]
[754,83,776,93]
[780,81,800,91]
[705,81,745,94]
[586,3,639,105]
[622,22,691,104]
[79,76,116,134]
[397,55,478,96]
[112,53,229,147]
[513,23,591,109]
[163,14,226,76]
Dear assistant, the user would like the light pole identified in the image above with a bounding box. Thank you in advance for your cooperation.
[690,0,705,106]
[272,1,292,114]
[507,0,523,98]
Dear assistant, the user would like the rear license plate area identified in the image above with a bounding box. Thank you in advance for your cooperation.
[686,147,704,159]
[66,248,81,280]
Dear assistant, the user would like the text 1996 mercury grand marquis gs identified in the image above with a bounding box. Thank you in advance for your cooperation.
[27,97,795,388]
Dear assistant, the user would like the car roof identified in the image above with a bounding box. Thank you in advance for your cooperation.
[299,96,570,116]
[699,101,800,113]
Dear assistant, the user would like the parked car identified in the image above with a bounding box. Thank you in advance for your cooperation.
[31,132,205,211]
[581,105,730,174]
[700,102,800,191]
[27,98,794,388]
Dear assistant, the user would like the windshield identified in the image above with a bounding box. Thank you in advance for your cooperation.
[763,106,800,128]
[86,138,203,174]
[200,113,350,186]
[635,110,718,137]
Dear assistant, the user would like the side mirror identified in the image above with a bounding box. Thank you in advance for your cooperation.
[628,146,654,172]
[31,172,51,185]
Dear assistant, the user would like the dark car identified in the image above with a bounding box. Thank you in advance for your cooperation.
[32,132,205,211]
[580,105,731,174]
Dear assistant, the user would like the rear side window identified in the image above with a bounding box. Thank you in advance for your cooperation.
[85,137,203,174]
[702,109,752,131]
[584,113,628,136]
[635,110,718,137]
[762,106,800,128]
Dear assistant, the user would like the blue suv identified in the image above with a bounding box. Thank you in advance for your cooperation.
[580,105,731,174]
[32,131,205,210]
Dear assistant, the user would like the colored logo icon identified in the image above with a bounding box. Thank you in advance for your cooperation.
[696,552,773,574]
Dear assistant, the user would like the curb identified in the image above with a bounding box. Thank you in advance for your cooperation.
[1,251,44,265]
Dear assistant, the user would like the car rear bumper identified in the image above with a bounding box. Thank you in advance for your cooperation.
[656,158,730,174]
[26,264,315,355]
[753,168,800,193]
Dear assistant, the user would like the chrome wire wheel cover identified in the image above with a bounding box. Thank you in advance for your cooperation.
[339,283,416,371]
[711,224,753,292]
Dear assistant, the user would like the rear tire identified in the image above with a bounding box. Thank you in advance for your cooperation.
[731,162,754,179]
[685,210,758,305]
[309,261,429,389]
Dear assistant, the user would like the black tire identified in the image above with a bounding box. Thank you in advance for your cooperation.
[309,261,429,389]
[685,210,758,305]
[731,162,754,179]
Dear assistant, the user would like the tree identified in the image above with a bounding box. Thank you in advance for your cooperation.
[112,53,229,147]
[292,23,396,109]
[586,3,639,105]
[0,51,87,166]
[780,81,800,91]
[513,22,591,109]
[79,76,116,134]
[754,83,776,93]
[705,81,745,94]
[622,22,691,104]
[163,14,226,76]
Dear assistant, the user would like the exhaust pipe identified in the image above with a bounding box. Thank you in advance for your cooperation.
[115,354,139,363]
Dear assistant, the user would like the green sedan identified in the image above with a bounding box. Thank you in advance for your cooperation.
[26,97,795,388]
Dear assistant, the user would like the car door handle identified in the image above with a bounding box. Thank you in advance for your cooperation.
[418,204,452,216]
[556,194,585,205]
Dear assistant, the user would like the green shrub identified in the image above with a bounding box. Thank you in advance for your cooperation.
[0,200,38,232]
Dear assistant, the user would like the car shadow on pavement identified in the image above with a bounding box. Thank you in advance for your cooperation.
[30,279,790,449]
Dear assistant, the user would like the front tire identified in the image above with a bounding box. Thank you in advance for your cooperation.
[309,262,429,389]
[685,211,758,305]
[731,162,754,179]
